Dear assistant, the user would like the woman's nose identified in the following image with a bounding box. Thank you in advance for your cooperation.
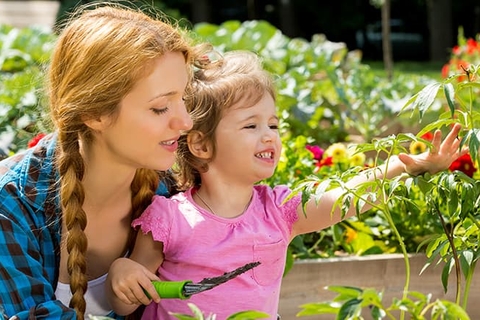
[172,102,193,130]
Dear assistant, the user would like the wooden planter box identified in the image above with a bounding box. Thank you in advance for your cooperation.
[279,253,480,319]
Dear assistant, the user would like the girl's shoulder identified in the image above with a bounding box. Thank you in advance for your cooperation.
[253,184,299,207]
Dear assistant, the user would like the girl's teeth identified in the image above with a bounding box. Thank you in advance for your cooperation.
[256,152,272,159]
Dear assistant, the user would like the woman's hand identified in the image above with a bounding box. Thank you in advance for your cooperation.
[398,123,469,176]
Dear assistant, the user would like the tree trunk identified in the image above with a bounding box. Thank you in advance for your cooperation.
[381,0,393,82]
[190,0,211,24]
[427,0,453,62]
[278,0,296,38]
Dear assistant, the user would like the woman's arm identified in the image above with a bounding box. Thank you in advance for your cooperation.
[292,123,467,236]
[0,199,77,319]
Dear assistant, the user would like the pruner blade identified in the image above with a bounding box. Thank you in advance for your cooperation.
[184,261,261,296]
[148,261,261,299]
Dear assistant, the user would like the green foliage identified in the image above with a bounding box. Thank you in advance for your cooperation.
[297,286,470,319]
[193,20,434,146]
[0,24,54,155]
[295,33,480,316]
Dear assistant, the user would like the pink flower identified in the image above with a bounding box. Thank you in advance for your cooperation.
[306,144,324,161]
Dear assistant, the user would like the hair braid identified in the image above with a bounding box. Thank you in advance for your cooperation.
[57,130,88,318]
[128,168,160,251]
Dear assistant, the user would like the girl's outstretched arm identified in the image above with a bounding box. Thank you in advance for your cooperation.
[106,231,164,316]
[292,123,468,236]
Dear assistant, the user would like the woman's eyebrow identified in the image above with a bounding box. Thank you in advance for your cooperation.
[148,91,177,102]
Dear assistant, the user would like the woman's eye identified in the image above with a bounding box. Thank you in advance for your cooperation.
[151,107,168,115]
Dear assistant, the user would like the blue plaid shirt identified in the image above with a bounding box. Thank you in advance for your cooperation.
[0,134,169,319]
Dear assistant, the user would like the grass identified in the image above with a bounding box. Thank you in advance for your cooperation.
[363,60,445,81]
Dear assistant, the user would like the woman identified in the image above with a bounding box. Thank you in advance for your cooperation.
[0,3,206,319]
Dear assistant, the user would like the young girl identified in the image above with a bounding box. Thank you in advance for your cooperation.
[106,51,467,319]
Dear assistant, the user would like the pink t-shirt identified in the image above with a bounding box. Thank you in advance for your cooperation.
[132,184,301,320]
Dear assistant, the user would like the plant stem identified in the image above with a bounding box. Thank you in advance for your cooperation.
[435,204,461,305]
[462,260,475,310]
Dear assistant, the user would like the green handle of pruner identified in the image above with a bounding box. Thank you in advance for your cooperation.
[144,280,192,300]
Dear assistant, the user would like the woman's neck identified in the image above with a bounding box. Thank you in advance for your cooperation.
[80,141,136,216]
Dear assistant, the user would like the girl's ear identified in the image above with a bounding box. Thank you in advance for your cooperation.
[187,131,211,158]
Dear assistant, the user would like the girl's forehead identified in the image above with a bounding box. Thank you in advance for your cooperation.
[223,98,277,120]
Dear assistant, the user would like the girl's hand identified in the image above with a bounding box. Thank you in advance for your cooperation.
[107,257,161,306]
[398,123,468,176]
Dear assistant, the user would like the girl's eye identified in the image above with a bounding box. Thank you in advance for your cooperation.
[151,107,168,115]
[269,125,279,130]
[244,124,256,129]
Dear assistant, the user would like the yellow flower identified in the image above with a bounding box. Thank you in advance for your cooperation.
[345,227,358,243]
[349,151,366,167]
[325,143,348,163]
[409,141,427,155]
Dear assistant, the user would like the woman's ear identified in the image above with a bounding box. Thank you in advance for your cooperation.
[83,116,109,132]
[187,131,211,158]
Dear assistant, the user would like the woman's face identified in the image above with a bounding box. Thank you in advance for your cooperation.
[91,52,193,171]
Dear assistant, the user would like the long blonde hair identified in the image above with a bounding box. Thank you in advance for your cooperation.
[47,4,197,318]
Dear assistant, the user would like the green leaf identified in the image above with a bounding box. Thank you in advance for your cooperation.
[227,310,270,319]
[443,82,456,117]
[297,302,340,315]
[327,285,362,301]
[404,82,441,119]
[441,258,454,293]
[432,300,471,320]
[459,250,474,278]
[336,298,362,320]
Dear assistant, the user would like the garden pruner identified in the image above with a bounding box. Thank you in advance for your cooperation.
[145,261,261,300]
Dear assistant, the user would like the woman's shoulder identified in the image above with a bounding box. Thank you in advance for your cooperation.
[0,133,57,179]
[0,133,59,213]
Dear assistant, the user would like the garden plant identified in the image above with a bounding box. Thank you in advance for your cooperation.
[1,16,480,320]
[293,31,480,319]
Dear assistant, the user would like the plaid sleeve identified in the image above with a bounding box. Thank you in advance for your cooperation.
[0,184,77,320]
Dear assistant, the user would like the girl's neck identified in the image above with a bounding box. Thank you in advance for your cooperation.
[193,185,253,219]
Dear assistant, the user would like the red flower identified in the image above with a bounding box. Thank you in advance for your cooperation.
[27,133,47,148]
[449,153,477,177]
[452,45,461,55]
[466,38,479,54]
[421,132,434,141]
[441,63,450,78]
[317,156,333,168]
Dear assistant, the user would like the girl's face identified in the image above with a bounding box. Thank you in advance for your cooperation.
[210,92,281,184]
[91,52,192,171]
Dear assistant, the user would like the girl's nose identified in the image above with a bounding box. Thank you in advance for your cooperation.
[262,129,276,143]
